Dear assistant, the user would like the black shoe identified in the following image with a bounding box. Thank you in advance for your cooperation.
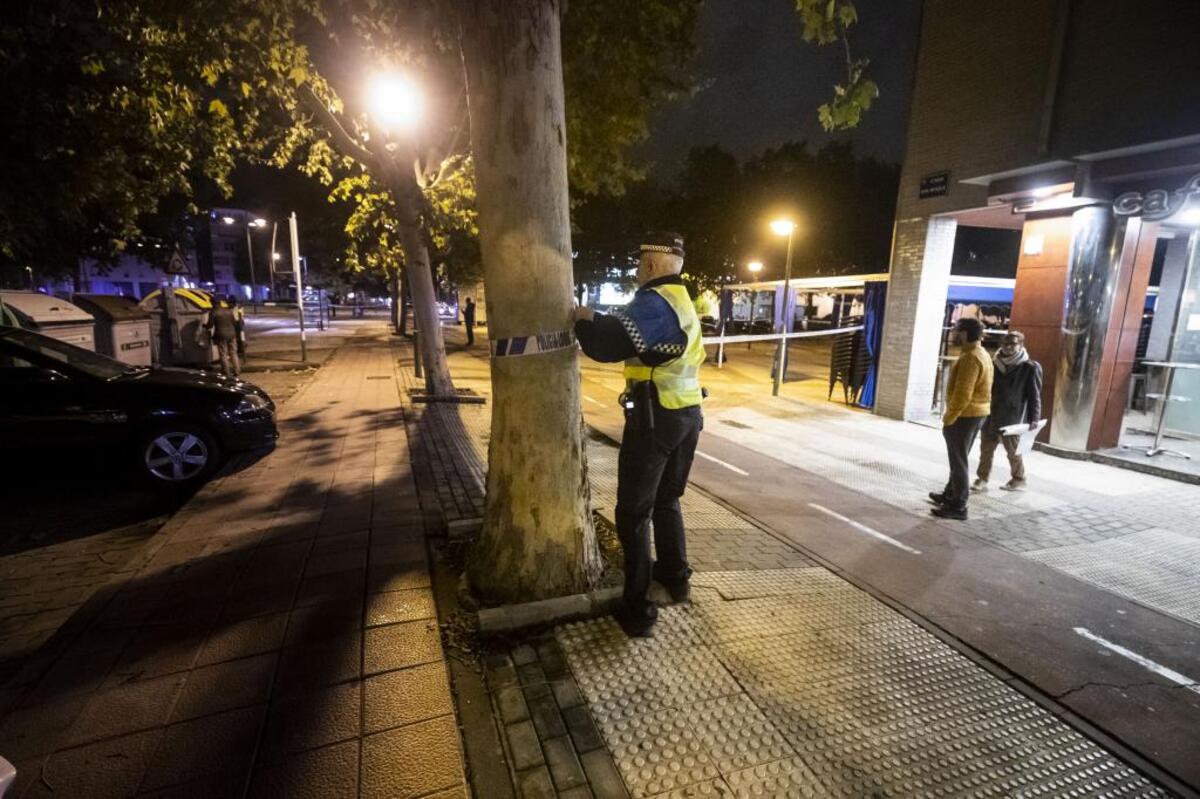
[931,505,968,521]
[615,606,657,638]
[661,579,690,604]
[928,491,949,506]
[652,565,692,604]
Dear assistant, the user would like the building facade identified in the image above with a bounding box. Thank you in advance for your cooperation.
[879,0,1200,450]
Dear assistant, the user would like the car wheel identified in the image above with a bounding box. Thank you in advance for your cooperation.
[137,424,219,486]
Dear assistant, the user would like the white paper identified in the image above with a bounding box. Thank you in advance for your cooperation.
[999,419,1047,456]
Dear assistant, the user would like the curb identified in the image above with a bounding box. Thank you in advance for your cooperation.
[1035,441,1199,485]
[477,588,622,635]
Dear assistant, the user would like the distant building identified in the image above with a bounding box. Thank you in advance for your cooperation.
[196,208,263,301]
[880,0,1200,451]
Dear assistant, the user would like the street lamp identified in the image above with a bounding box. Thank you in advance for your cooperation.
[770,218,797,397]
[222,213,265,313]
[747,261,764,274]
[367,73,422,132]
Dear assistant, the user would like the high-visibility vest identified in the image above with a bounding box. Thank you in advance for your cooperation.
[622,283,705,409]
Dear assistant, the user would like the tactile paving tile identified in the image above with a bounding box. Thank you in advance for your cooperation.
[690,568,841,599]
[602,707,722,796]
[683,695,797,774]
[557,570,1169,798]
[1028,528,1200,626]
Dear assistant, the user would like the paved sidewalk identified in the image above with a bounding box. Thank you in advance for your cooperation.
[0,332,467,798]
[422,331,1177,797]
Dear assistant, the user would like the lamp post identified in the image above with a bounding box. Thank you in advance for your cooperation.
[289,212,308,365]
[222,215,269,314]
[769,219,796,397]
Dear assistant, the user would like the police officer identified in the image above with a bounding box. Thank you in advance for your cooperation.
[574,232,705,638]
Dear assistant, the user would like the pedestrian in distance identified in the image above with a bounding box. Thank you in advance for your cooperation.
[930,317,993,520]
[463,296,476,347]
[973,331,1042,493]
[203,295,242,378]
[575,232,704,638]
[230,295,247,359]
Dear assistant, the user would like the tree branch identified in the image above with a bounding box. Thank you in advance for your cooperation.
[304,86,378,170]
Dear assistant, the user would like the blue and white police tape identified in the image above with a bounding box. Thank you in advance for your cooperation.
[490,329,576,358]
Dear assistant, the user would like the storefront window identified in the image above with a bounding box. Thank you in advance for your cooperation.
[1164,229,1200,437]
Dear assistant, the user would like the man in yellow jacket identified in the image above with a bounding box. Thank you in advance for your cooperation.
[930,317,993,520]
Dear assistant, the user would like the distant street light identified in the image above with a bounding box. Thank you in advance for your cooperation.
[747,260,764,274]
[221,215,236,225]
[770,218,797,397]
[272,252,281,261]
[253,218,268,228]
[368,74,422,132]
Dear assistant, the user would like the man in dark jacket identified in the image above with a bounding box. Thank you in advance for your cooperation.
[203,297,242,377]
[463,297,476,346]
[973,331,1042,492]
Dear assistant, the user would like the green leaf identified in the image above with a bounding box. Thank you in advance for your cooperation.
[208,98,230,118]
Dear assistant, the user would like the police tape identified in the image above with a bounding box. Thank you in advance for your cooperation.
[490,329,576,358]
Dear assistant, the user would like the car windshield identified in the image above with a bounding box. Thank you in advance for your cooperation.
[2,328,137,380]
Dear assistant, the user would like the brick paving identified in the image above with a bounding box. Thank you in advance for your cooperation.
[0,331,467,798]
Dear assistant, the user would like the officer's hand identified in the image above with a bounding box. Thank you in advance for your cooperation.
[573,305,594,323]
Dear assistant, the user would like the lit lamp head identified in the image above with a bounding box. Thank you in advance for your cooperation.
[253,218,268,228]
[636,232,685,285]
[769,219,796,237]
[221,216,236,225]
[368,73,422,132]
[747,261,764,274]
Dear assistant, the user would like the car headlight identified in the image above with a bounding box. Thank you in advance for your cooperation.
[233,394,269,416]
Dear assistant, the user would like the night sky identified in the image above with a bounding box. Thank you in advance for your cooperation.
[640,0,922,174]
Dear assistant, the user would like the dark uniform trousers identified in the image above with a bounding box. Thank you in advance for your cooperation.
[615,402,702,617]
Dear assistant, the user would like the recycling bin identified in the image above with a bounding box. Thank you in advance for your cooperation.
[72,294,154,366]
[138,287,216,366]
[0,291,95,350]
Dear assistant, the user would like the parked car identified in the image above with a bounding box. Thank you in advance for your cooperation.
[0,327,277,487]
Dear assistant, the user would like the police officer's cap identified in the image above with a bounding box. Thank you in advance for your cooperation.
[639,232,685,258]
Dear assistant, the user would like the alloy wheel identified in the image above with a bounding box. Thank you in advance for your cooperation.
[144,432,210,482]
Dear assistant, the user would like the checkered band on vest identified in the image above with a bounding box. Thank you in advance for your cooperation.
[611,309,648,353]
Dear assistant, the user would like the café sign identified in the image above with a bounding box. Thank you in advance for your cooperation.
[1113,172,1200,220]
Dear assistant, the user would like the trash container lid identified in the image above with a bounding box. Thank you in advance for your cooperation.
[0,291,93,324]
[73,293,152,321]
[138,287,214,310]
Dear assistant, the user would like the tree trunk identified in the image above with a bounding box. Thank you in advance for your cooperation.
[398,263,410,336]
[388,266,400,332]
[382,166,454,395]
[462,0,601,601]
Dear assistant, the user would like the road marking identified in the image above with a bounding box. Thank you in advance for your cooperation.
[582,395,604,406]
[695,450,749,476]
[1074,627,1200,693]
[808,503,922,555]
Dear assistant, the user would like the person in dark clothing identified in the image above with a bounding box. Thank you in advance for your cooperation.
[930,317,993,520]
[463,297,476,346]
[973,331,1043,492]
[574,232,704,638]
[230,295,247,359]
[203,297,242,377]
